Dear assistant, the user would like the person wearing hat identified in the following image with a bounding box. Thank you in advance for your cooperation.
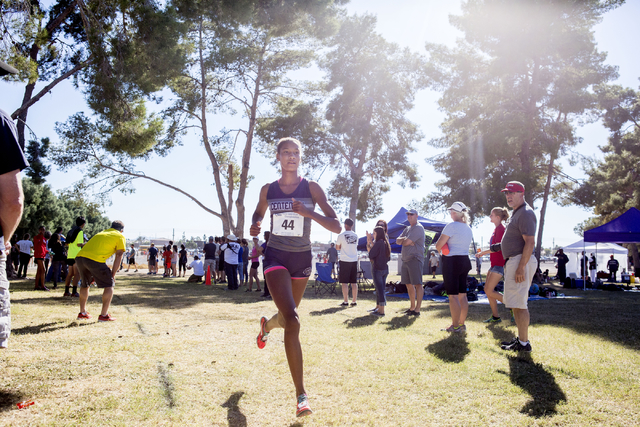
[75,220,127,322]
[187,255,205,282]
[607,255,619,282]
[435,202,473,332]
[220,234,241,290]
[490,181,537,352]
[336,218,359,306]
[396,208,426,315]
[0,59,28,348]
[202,236,218,283]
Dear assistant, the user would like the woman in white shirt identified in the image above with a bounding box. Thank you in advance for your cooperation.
[435,202,473,333]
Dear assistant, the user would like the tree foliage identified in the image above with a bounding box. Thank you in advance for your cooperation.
[257,14,424,225]
[24,136,51,184]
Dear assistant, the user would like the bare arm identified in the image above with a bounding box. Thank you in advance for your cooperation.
[0,170,24,252]
[250,184,270,238]
[293,181,341,233]
[515,235,536,283]
[111,250,125,278]
[435,234,450,252]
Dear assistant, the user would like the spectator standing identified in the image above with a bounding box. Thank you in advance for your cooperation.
[580,251,587,280]
[326,243,338,277]
[0,72,29,349]
[64,217,86,297]
[217,236,227,284]
[336,218,359,306]
[220,235,241,290]
[607,255,619,282]
[237,240,245,286]
[396,209,425,316]
[171,245,179,277]
[202,236,218,282]
[187,255,204,282]
[436,202,473,332]
[16,233,33,278]
[589,253,597,284]
[33,226,49,291]
[476,207,509,324]
[75,220,126,322]
[367,226,391,316]
[147,243,158,275]
[554,248,569,282]
[247,243,262,292]
[241,239,249,287]
[43,230,52,278]
[162,245,172,277]
[493,181,537,353]
[178,244,188,277]
[257,231,271,298]
[125,244,138,272]
[48,233,66,289]
[428,251,439,278]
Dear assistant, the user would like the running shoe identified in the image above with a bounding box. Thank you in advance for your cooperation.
[501,336,519,347]
[458,325,467,333]
[350,302,357,306]
[63,292,71,297]
[483,316,502,323]
[407,310,420,316]
[340,302,349,306]
[367,307,378,312]
[77,312,91,320]
[296,393,312,417]
[441,325,462,332]
[371,311,385,317]
[256,316,269,349]
[71,292,80,297]
[501,339,532,352]
[98,314,116,322]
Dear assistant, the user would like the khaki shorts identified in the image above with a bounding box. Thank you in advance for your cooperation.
[503,254,537,309]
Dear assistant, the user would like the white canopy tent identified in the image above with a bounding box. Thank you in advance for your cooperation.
[561,239,628,276]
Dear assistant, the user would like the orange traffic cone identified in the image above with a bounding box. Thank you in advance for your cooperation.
[205,266,212,286]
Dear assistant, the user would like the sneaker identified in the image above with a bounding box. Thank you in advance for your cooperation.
[350,302,357,306]
[403,309,413,314]
[407,310,420,316]
[256,316,269,349]
[501,336,519,347]
[441,325,462,332]
[77,312,91,320]
[71,292,80,297]
[340,302,349,306]
[63,292,71,297]
[501,340,532,352]
[483,316,502,323]
[371,311,385,317]
[296,393,312,417]
[134,270,138,272]
[98,314,116,322]
[458,325,467,333]
[367,307,378,312]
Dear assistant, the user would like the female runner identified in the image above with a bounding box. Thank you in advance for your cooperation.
[250,137,341,418]
[476,207,509,323]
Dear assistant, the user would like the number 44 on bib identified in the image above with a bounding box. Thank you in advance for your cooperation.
[273,212,304,237]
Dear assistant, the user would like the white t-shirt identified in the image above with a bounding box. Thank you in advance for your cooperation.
[441,221,473,256]
[220,242,241,265]
[190,260,204,276]
[336,230,358,262]
[17,240,33,255]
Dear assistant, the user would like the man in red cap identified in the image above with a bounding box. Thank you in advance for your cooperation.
[489,181,537,352]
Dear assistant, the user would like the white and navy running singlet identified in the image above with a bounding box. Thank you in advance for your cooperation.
[266,177,314,252]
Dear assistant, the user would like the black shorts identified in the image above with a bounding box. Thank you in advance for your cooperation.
[251,261,260,270]
[128,257,136,264]
[263,247,312,279]
[66,258,76,266]
[339,261,358,284]
[442,255,471,295]
[75,257,115,289]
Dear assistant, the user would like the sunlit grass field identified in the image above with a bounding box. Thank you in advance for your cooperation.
[2,272,639,426]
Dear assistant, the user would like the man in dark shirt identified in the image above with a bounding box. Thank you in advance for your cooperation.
[147,243,159,275]
[490,181,537,352]
[1,59,30,348]
[202,236,218,283]
[607,255,620,282]
[326,243,338,277]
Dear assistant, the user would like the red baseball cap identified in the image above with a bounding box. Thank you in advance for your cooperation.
[501,181,525,193]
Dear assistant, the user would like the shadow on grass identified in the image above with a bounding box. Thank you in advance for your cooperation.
[0,390,24,412]
[309,306,347,316]
[384,314,418,330]
[488,324,515,345]
[12,321,92,336]
[221,391,246,427]
[426,333,470,363]
[498,355,566,418]
[344,314,380,328]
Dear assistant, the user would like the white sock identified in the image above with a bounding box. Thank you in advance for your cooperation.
[519,339,529,346]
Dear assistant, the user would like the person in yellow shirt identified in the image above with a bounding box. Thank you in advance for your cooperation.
[75,221,126,322]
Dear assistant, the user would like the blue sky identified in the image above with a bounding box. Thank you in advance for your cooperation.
[2,0,639,248]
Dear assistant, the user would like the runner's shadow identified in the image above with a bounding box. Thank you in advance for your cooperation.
[309,307,345,316]
[426,333,470,363]
[498,355,566,418]
[488,324,514,344]
[344,315,378,328]
[0,390,24,412]
[384,315,418,330]
[221,391,246,427]
[11,321,91,336]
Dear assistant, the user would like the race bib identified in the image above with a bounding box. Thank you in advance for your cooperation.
[272,212,304,237]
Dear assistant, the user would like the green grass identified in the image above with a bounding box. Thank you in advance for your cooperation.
[1,273,639,426]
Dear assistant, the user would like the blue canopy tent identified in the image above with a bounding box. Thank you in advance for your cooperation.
[357,207,448,253]
[584,207,640,244]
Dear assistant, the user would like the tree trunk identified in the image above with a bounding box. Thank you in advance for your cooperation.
[536,155,555,267]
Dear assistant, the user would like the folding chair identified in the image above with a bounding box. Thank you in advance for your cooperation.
[314,263,337,295]
[357,260,374,293]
